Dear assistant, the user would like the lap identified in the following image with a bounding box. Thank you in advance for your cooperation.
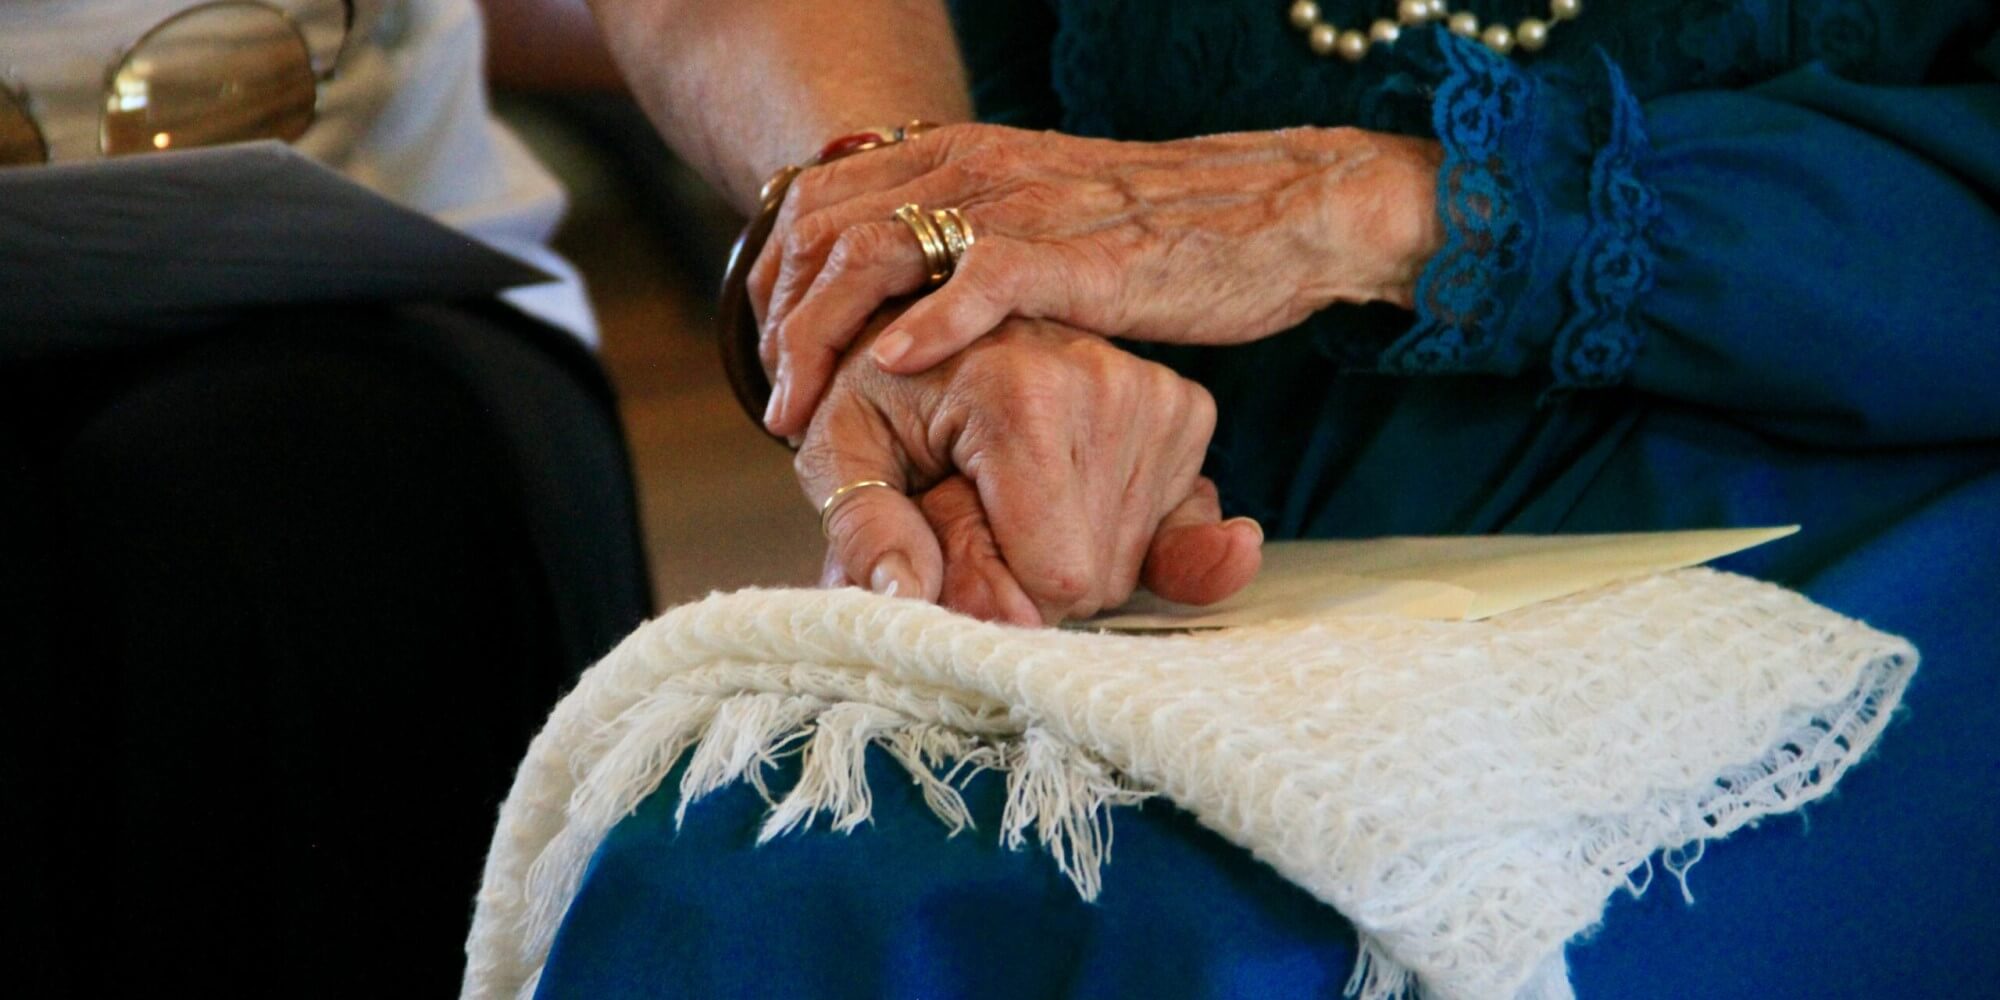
[539,470,1997,999]
[0,300,650,996]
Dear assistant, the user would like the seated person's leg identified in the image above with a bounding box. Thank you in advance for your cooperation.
[537,471,1998,1000]
[1566,466,2000,998]
[542,749,1360,1000]
[2,303,648,996]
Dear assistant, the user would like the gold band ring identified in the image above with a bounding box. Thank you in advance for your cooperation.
[929,207,975,267]
[894,203,952,286]
[819,479,899,539]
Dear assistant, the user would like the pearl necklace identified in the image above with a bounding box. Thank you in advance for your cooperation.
[1289,0,1582,61]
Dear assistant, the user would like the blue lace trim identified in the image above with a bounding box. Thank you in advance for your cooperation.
[1385,34,1663,389]
[1380,33,1534,376]
[1550,54,1662,388]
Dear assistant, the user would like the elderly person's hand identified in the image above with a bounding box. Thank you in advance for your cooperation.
[795,309,1263,626]
[753,123,1444,436]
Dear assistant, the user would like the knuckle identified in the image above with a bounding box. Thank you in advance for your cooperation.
[772,316,806,354]
[829,224,894,274]
[986,351,1062,402]
[783,218,832,264]
[953,144,1017,187]
[784,168,826,214]
[1032,569,1091,607]
[792,446,833,494]
[821,232,863,277]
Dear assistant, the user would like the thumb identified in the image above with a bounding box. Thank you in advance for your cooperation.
[794,405,943,601]
[1140,478,1264,606]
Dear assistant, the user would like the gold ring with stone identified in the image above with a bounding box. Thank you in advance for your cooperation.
[929,207,975,269]
[893,203,951,286]
[819,479,900,539]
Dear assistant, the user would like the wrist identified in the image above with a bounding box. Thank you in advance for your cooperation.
[1289,129,1444,311]
[1371,135,1446,308]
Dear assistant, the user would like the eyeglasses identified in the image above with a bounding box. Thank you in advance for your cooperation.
[0,0,352,167]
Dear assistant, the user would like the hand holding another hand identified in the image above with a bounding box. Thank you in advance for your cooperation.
[794,309,1263,626]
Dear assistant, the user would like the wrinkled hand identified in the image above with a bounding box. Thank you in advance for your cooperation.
[753,122,1443,436]
[796,310,1262,626]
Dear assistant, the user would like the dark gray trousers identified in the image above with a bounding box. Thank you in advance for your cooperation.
[0,301,650,996]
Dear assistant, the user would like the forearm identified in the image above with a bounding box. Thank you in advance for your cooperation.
[588,0,973,211]
[478,0,623,91]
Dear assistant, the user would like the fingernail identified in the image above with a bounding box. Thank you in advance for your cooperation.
[762,379,788,429]
[872,329,912,368]
[1224,516,1265,544]
[870,553,915,598]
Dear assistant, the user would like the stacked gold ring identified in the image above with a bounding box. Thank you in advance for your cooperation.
[894,203,952,286]
[718,119,943,440]
[930,207,976,262]
[893,203,977,288]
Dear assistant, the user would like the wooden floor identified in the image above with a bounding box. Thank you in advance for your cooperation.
[521,105,825,610]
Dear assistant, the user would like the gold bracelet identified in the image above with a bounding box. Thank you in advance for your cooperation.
[717,121,943,441]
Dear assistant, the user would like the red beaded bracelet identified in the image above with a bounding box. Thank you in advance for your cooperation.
[717,121,940,441]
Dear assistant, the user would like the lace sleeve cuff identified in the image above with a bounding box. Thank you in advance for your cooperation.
[1375,33,1663,390]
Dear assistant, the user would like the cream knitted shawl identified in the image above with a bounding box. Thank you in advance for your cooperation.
[462,569,1914,1000]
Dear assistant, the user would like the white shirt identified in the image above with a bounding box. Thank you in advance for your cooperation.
[0,0,596,340]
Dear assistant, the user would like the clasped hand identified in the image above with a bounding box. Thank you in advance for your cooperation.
[765,123,1443,623]
[797,311,1261,626]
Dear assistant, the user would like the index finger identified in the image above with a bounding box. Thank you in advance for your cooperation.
[749,129,958,333]
[793,399,944,602]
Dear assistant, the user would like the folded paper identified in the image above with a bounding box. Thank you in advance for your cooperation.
[1087,526,1798,630]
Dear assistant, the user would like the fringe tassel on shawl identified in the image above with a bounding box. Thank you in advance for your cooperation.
[1346,934,1419,1000]
[999,728,1151,900]
[515,687,1156,962]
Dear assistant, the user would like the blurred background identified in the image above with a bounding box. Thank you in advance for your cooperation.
[481,0,826,608]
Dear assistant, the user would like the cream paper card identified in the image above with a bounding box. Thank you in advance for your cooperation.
[1085,526,1799,631]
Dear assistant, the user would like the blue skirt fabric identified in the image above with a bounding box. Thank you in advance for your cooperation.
[532,470,1999,998]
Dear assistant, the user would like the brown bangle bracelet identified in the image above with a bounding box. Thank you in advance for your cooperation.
[716,121,938,442]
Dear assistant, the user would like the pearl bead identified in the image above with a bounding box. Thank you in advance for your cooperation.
[1336,28,1370,62]
[1516,17,1549,51]
[1308,22,1337,55]
[1290,0,1571,62]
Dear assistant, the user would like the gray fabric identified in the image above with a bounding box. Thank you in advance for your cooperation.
[0,142,550,353]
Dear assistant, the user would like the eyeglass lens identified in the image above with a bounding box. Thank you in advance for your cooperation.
[0,84,50,167]
[101,2,316,158]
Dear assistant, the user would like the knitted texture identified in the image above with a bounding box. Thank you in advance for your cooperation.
[462,569,1915,1000]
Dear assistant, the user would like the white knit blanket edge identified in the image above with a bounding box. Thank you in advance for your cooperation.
[461,569,1916,1000]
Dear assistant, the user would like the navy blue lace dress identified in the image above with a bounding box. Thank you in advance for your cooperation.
[534,3,1999,995]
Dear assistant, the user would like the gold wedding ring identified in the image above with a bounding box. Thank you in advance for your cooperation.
[894,203,952,287]
[819,479,900,539]
[894,203,976,288]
